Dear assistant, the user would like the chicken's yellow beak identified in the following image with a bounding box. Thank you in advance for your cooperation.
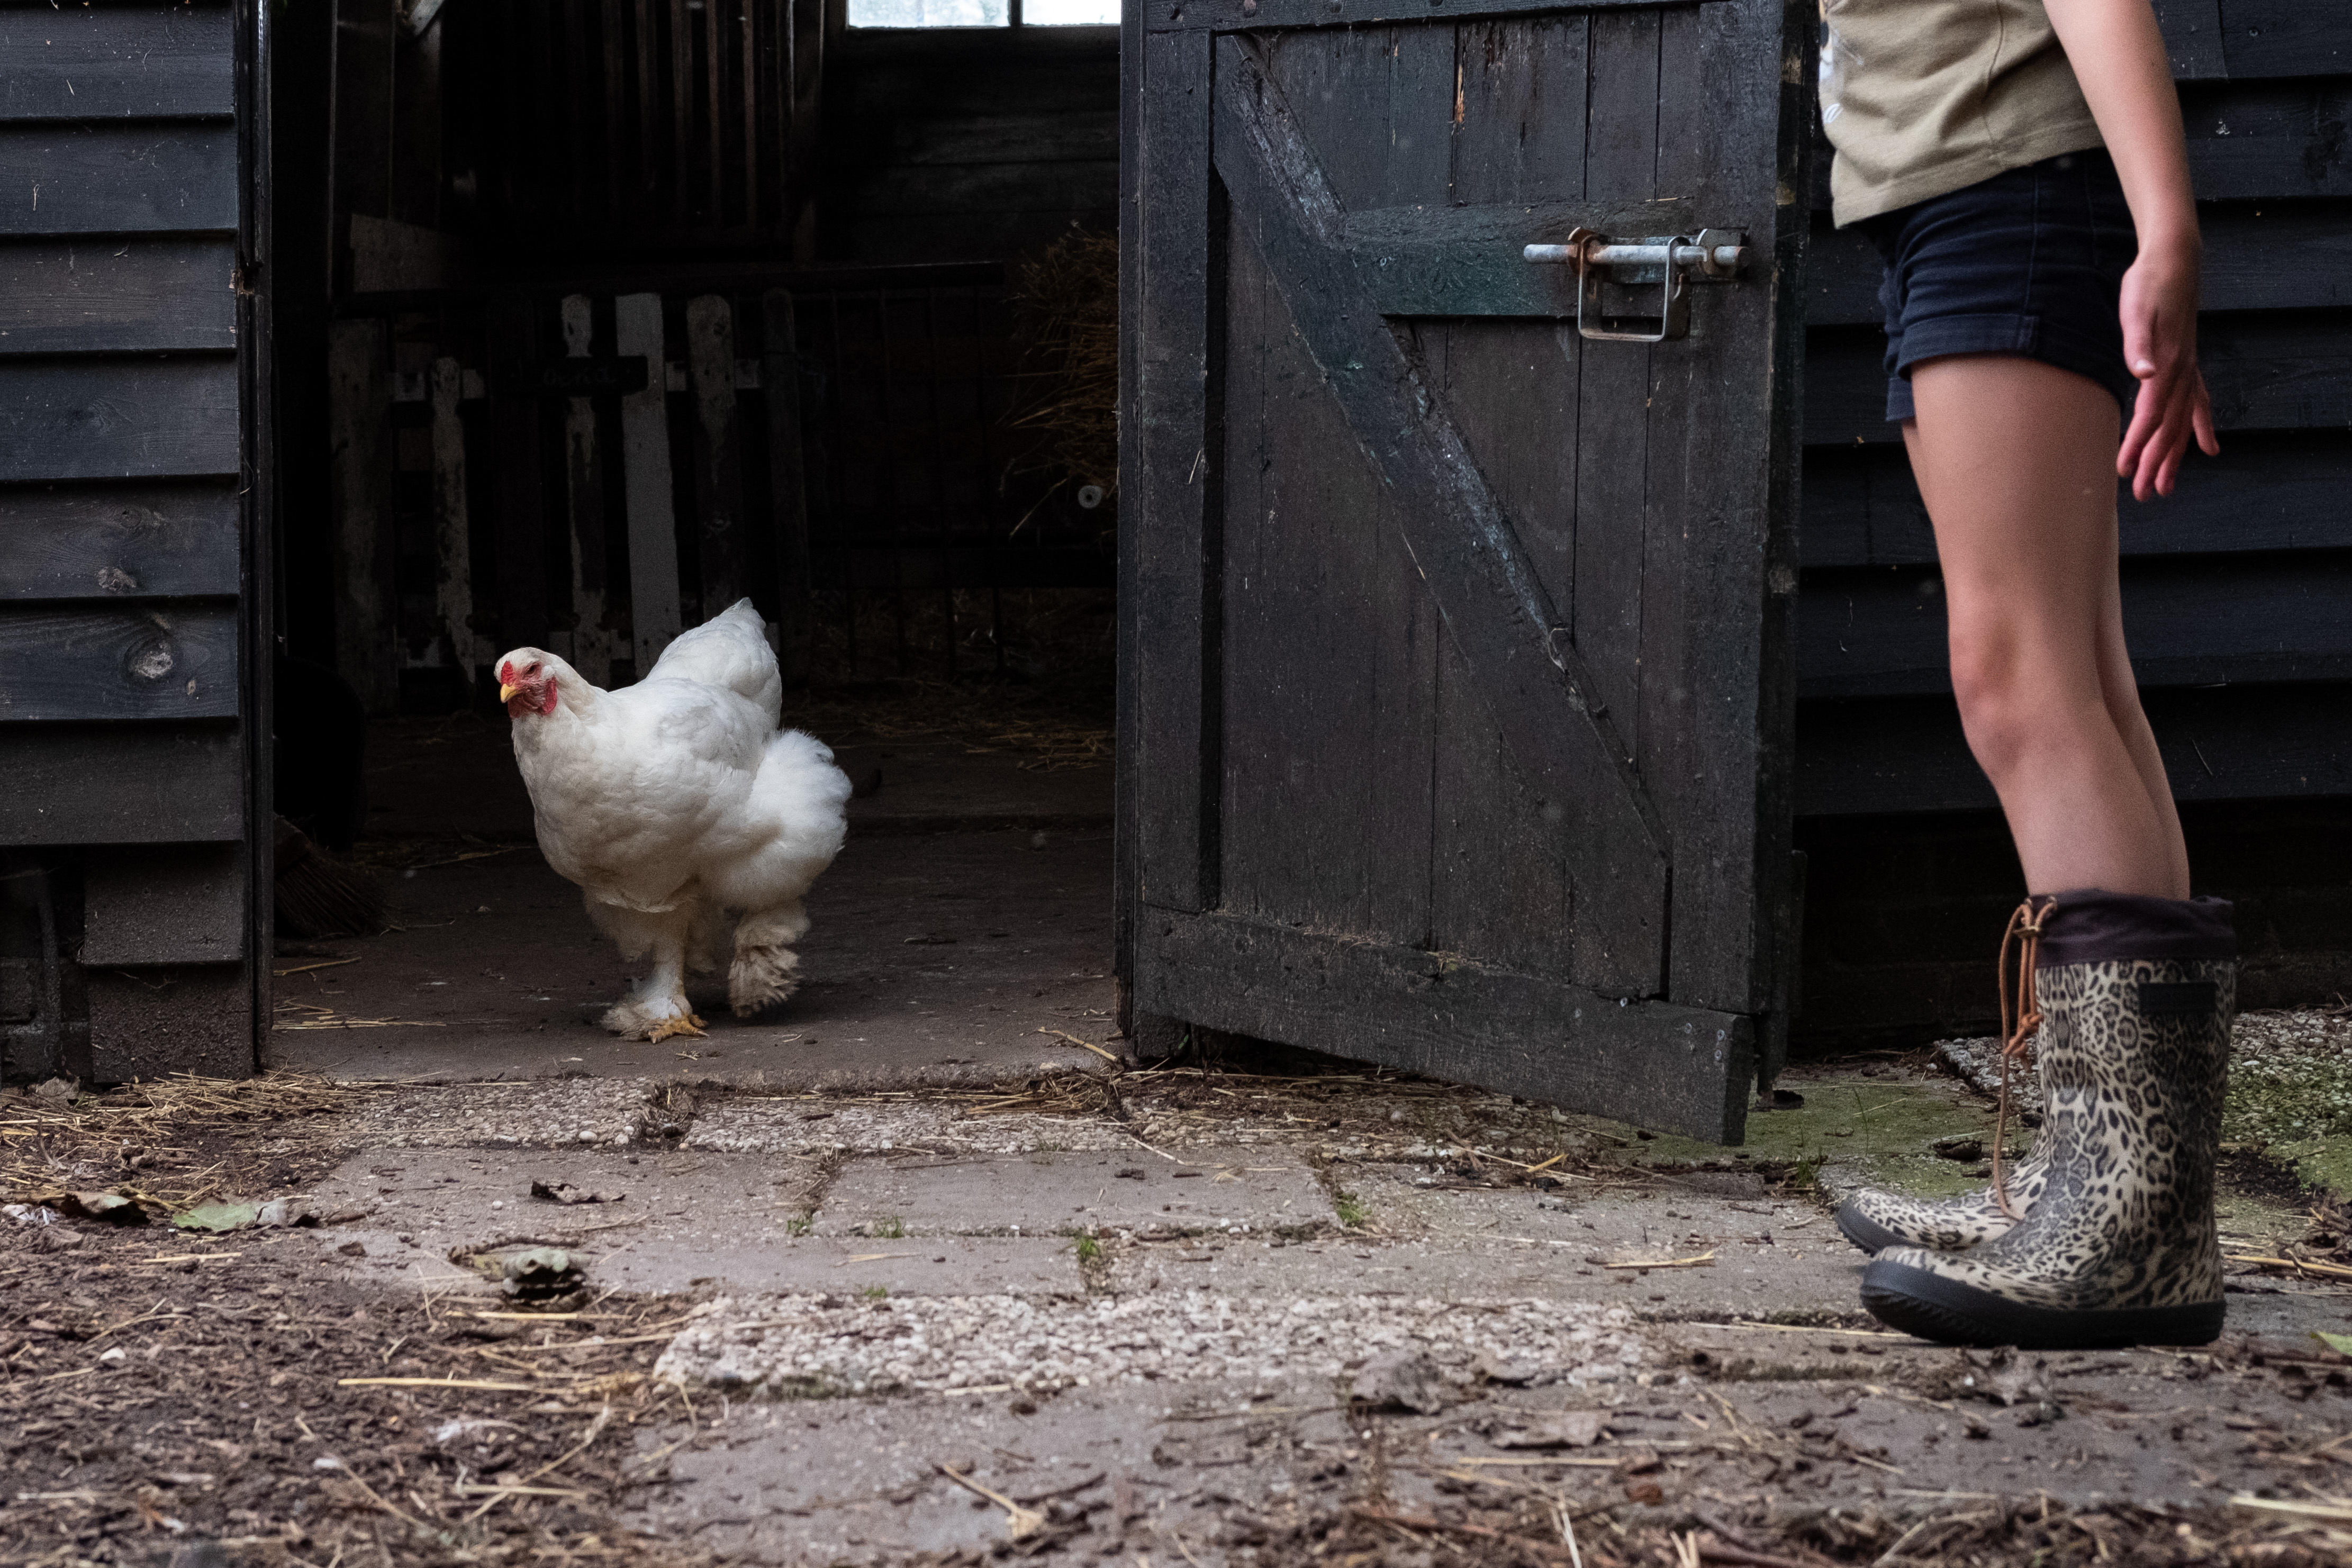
[499,683,522,703]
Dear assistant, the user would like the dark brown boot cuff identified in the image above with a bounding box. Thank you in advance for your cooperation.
[2033,891,2236,968]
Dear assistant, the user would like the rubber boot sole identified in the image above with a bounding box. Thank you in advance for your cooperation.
[1861,1257,2224,1350]
[1834,1202,1905,1256]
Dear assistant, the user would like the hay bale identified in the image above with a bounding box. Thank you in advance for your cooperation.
[1010,230,1119,505]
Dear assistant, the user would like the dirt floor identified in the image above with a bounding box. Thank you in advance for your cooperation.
[11,694,2352,1565]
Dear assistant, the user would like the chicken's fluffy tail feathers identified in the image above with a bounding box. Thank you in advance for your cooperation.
[641,599,781,722]
[759,729,854,858]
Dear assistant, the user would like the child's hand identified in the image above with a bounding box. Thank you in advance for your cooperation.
[2116,235,2219,501]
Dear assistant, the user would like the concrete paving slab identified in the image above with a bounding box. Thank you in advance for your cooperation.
[810,1149,1334,1237]
[1102,1199,1866,1319]
[653,1291,1651,1395]
[686,1098,1142,1156]
[625,1378,1330,1565]
[319,1077,657,1148]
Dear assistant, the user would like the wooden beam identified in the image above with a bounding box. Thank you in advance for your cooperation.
[560,294,614,686]
[428,354,481,685]
[762,288,814,684]
[1136,906,1755,1145]
[685,294,748,618]
[485,294,550,653]
[615,292,684,672]
[326,318,398,714]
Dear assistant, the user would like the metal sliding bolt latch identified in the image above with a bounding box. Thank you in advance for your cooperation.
[1523,227,1748,343]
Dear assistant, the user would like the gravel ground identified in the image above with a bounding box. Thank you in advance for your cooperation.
[652,1292,1652,1398]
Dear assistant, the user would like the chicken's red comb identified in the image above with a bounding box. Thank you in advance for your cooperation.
[498,659,514,683]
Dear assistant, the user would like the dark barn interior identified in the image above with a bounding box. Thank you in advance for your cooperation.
[4,0,2350,1093]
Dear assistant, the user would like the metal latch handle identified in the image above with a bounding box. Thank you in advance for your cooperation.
[1523,226,1748,343]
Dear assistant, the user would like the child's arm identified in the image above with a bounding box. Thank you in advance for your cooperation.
[2044,0,2221,500]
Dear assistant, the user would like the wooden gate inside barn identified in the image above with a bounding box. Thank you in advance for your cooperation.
[1118,0,1810,1143]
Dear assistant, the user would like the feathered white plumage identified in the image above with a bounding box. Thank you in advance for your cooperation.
[494,600,851,1041]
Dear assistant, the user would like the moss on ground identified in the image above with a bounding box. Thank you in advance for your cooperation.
[1600,1068,2007,1201]
[2224,1012,2352,1146]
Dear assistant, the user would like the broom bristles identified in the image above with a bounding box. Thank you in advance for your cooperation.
[273,817,385,939]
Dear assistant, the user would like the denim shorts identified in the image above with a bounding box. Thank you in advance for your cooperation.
[1861,149,2139,423]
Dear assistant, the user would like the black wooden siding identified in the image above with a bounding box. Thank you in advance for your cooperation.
[0,0,257,1082]
[1795,0,2352,815]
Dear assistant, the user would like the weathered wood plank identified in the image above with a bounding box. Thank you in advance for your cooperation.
[1806,203,2352,326]
[1426,13,1589,990]
[0,238,236,355]
[327,319,397,714]
[558,295,614,687]
[1211,33,1671,967]
[0,356,237,481]
[2180,80,2352,200]
[1217,185,1437,950]
[0,122,239,239]
[2152,0,2228,79]
[614,292,684,672]
[1801,434,2352,568]
[0,721,242,844]
[0,482,238,600]
[0,2,233,121]
[1135,905,1755,1145]
[428,355,481,681]
[685,294,748,618]
[1806,314,2352,446]
[1795,684,2352,817]
[1797,554,2352,700]
[761,288,813,685]
[82,842,245,966]
[808,543,1114,591]
[485,294,550,652]
[0,603,238,721]
[2216,0,2352,80]
[1129,27,1216,913]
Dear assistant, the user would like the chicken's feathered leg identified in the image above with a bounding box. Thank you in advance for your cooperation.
[587,900,705,1040]
[728,899,811,1018]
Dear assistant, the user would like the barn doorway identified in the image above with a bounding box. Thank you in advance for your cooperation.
[264,0,1127,1083]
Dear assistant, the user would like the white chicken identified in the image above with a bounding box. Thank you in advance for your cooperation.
[494,599,852,1041]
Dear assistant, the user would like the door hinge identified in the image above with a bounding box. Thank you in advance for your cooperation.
[1523,228,1748,343]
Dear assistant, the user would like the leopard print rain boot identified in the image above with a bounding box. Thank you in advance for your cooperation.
[1837,903,2056,1256]
[1860,891,2236,1349]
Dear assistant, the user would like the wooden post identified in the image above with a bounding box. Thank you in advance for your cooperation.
[560,294,614,686]
[685,294,747,618]
[326,316,398,714]
[428,355,479,690]
[762,287,813,685]
[485,294,549,655]
[615,292,684,673]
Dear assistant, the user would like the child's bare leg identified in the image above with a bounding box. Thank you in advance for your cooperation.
[1904,354,2189,898]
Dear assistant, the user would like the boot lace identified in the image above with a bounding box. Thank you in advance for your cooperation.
[1991,896,2052,1221]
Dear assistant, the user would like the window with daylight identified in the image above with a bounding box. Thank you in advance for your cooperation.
[847,0,1117,26]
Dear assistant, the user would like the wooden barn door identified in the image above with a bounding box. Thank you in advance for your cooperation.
[1117,0,1809,1142]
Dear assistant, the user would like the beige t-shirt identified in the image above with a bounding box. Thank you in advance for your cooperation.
[1820,0,2107,227]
